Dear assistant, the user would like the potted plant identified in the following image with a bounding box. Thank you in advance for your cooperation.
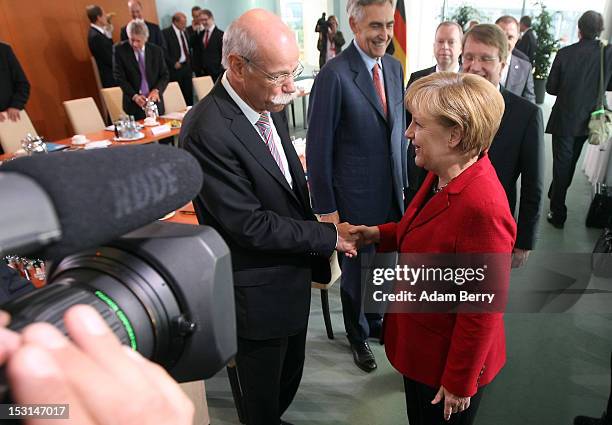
[449,5,487,31]
[532,1,560,104]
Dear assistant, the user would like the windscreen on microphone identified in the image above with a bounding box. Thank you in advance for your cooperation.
[0,145,203,260]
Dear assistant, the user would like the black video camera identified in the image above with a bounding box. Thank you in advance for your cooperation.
[315,12,328,34]
[0,145,237,401]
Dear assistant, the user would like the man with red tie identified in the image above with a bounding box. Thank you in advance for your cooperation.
[162,13,193,105]
[307,0,407,373]
[190,9,224,82]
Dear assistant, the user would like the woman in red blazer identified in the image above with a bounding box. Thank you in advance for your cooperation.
[352,72,516,424]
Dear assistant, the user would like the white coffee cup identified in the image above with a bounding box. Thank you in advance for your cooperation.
[71,134,88,145]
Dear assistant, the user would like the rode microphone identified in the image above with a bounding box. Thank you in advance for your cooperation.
[0,144,203,259]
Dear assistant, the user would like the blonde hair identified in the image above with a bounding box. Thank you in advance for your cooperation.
[405,72,505,155]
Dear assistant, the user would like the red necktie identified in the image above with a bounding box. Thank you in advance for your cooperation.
[180,31,190,62]
[372,63,387,117]
[203,29,210,48]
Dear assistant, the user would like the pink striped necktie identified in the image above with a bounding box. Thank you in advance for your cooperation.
[255,112,287,180]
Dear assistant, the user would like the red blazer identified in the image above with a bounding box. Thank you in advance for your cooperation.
[378,154,516,397]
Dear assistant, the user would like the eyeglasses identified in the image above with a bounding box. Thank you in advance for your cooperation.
[462,54,499,64]
[241,56,304,86]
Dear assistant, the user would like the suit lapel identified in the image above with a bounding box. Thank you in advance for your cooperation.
[382,54,399,129]
[272,112,312,212]
[145,43,154,88]
[214,85,300,204]
[347,44,387,122]
[124,44,141,84]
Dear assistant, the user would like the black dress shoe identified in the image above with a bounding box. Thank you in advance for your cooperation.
[574,412,611,425]
[547,211,564,229]
[349,340,377,372]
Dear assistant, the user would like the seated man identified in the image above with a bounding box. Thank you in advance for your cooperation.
[113,20,169,120]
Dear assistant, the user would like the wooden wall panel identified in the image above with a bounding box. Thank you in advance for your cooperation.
[0,0,158,140]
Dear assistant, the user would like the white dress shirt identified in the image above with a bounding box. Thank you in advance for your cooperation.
[172,24,188,63]
[221,72,293,189]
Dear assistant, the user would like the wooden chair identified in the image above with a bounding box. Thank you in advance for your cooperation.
[63,97,106,134]
[193,76,214,101]
[162,81,187,113]
[100,87,125,122]
[0,110,37,154]
[311,251,342,339]
[90,56,109,122]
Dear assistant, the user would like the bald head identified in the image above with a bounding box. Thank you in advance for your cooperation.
[127,0,143,20]
[222,9,301,113]
[222,9,298,69]
[172,12,187,30]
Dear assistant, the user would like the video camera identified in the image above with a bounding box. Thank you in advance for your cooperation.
[315,12,328,34]
[0,145,237,398]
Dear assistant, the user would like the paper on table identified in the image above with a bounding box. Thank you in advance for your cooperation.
[292,137,306,157]
[84,140,112,149]
[151,124,171,136]
[161,111,186,121]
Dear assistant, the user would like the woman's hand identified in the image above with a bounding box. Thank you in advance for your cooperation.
[431,385,471,421]
[349,225,380,249]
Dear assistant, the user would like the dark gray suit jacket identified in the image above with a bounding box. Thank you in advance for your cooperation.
[88,27,116,88]
[307,42,408,225]
[546,39,612,136]
[516,28,537,63]
[180,82,335,339]
[505,52,535,103]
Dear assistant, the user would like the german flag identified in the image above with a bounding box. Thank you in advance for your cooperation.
[391,0,407,79]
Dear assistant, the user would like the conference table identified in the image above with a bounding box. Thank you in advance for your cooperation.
[0,117,182,163]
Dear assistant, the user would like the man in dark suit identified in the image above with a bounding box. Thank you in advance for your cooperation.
[546,11,612,228]
[404,21,463,201]
[113,20,169,120]
[496,15,535,103]
[120,0,166,53]
[516,15,537,64]
[185,6,202,40]
[162,12,193,106]
[307,0,407,372]
[408,24,544,268]
[180,9,357,425]
[0,42,30,125]
[86,5,116,88]
[190,9,224,81]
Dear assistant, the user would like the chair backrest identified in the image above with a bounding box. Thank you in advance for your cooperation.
[100,87,125,122]
[193,76,214,101]
[90,56,109,122]
[0,110,38,154]
[162,81,187,114]
[63,97,106,134]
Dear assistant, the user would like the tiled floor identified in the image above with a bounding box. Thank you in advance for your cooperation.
[204,95,611,425]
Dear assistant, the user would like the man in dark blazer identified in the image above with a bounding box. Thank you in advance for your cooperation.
[404,21,463,201]
[180,10,356,425]
[120,0,166,53]
[185,6,202,40]
[408,24,544,268]
[0,42,30,125]
[516,15,537,64]
[162,12,193,106]
[546,11,612,228]
[113,20,169,120]
[190,9,224,81]
[86,5,116,88]
[307,0,407,372]
[496,15,535,103]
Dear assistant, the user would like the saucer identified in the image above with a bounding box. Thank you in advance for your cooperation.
[71,138,90,145]
[143,121,160,127]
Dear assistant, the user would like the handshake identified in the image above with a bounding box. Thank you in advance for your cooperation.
[322,212,382,258]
